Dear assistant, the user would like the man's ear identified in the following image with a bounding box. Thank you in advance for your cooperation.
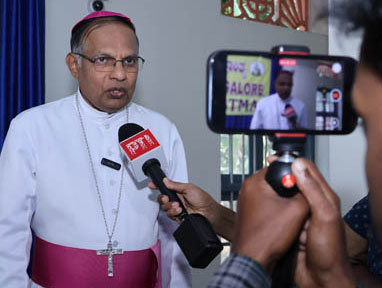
[66,53,79,78]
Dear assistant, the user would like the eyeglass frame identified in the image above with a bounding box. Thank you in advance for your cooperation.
[72,52,145,72]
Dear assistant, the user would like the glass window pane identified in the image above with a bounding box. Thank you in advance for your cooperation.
[233,135,249,174]
[220,135,230,174]
[222,0,309,32]
[220,135,250,175]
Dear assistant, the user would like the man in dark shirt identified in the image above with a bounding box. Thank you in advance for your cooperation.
[154,0,382,286]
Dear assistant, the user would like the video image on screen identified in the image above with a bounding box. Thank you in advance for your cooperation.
[225,55,345,131]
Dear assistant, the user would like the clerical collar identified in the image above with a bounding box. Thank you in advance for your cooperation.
[76,90,130,122]
[277,93,292,104]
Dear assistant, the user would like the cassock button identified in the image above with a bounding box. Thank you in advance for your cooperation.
[112,208,118,215]
[113,240,119,247]
[104,123,110,129]
[110,180,116,186]
[107,150,113,156]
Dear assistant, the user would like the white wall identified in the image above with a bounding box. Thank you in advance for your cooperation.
[327,1,368,214]
[45,1,328,286]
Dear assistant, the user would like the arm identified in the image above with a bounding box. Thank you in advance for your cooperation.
[292,158,356,288]
[0,118,36,287]
[209,167,308,287]
[249,102,263,129]
[232,168,308,273]
[155,179,236,242]
[209,159,360,288]
[212,203,236,242]
[299,105,308,128]
[158,124,191,288]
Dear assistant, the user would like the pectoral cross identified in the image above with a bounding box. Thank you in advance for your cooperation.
[96,241,123,277]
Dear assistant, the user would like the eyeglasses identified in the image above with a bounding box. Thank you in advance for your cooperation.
[72,52,145,72]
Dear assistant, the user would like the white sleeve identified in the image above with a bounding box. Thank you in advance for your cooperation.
[299,104,308,128]
[0,118,36,287]
[158,124,191,288]
[250,101,263,129]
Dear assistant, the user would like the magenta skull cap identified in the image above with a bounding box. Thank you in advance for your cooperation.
[72,11,132,32]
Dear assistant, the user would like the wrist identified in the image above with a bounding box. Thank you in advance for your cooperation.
[324,276,355,288]
[321,265,356,288]
[233,239,275,272]
[210,204,236,242]
[205,200,220,226]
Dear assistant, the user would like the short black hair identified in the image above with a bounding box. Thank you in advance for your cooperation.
[276,70,294,79]
[330,0,382,78]
[70,16,138,53]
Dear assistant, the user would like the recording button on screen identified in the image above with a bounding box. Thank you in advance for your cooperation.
[330,89,342,102]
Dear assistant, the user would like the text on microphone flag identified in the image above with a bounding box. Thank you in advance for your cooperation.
[120,130,160,161]
[284,106,296,118]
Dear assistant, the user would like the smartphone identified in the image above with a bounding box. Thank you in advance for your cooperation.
[207,50,358,135]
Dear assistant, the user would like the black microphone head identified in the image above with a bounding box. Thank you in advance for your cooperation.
[118,123,144,142]
[284,104,297,126]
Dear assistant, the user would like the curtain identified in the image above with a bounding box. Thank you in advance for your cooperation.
[0,0,45,151]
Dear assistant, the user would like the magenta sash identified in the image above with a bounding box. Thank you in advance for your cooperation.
[31,236,162,288]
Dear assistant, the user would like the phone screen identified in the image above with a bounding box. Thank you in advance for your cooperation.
[207,51,358,135]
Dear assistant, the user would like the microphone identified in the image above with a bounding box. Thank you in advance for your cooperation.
[118,123,223,268]
[118,123,187,218]
[284,104,297,128]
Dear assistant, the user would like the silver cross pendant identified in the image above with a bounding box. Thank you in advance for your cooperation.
[96,241,123,277]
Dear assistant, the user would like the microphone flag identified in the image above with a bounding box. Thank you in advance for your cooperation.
[119,128,168,182]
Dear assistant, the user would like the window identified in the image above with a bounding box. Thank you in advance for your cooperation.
[220,134,254,201]
[222,0,309,31]
[220,134,254,261]
[220,135,314,201]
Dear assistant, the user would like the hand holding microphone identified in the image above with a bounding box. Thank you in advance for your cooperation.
[153,178,237,242]
[118,123,223,268]
[284,104,297,128]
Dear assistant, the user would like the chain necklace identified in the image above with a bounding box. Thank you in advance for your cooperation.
[75,94,127,277]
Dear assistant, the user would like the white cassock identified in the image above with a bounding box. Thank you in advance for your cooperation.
[0,91,191,288]
[249,93,307,130]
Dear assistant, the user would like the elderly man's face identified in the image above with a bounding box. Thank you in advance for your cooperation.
[352,64,382,236]
[67,22,139,113]
[275,72,293,100]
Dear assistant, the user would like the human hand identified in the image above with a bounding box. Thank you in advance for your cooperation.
[233,167,309,272]
[150,178,216,220]
[150,178,236,241]
[292,158,356,288]
[351,264,382,288]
